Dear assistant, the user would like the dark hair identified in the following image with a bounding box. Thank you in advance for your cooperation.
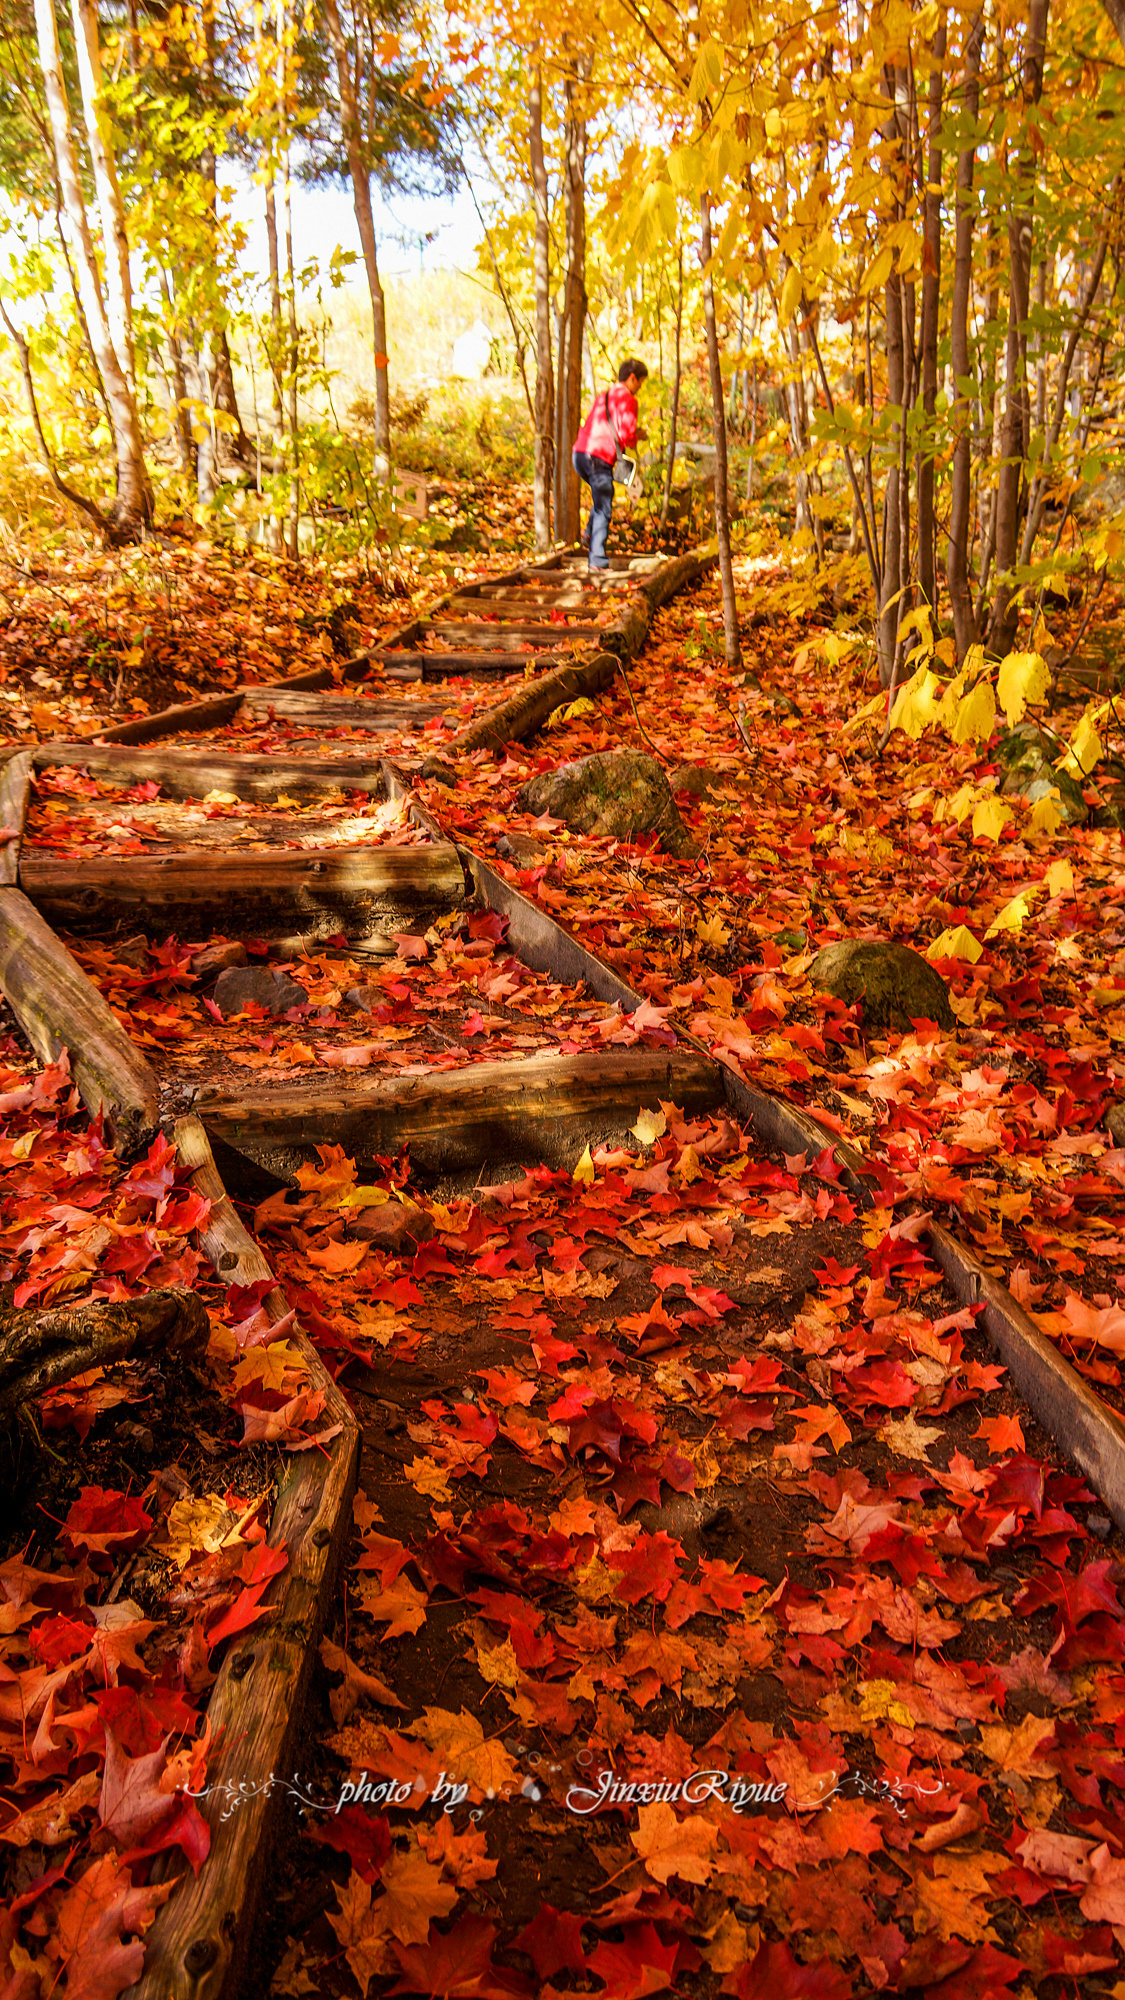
[618,359,648,383]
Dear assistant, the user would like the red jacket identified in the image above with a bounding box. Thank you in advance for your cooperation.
[574,384,639,464]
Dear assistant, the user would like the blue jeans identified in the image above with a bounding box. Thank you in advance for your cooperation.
[573,450,614,567]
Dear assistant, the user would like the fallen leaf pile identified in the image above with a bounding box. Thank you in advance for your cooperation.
[256,1101,1125,1997]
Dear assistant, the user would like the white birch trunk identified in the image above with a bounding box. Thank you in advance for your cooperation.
[34,0,149,536]
[70,0,134,392]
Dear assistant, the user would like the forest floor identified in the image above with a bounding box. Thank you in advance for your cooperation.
[3,518,1125,2000]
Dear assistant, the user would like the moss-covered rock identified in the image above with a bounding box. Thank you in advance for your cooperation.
[996,724,1088,825]
[808,939,954,1033]
[518,750,696,857]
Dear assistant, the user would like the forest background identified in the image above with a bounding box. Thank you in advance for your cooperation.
[3,0,1125,776]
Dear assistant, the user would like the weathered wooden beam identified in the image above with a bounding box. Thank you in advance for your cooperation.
[33,745,387,803]
[0,887,159,1152]
[422,622,593,648]
[20,842,465,940]
[238,691,454,730]
[382,650,572,679]
[927,1221,1125,1533]
[200,1048,723,1182]
[458,847,644,1013]
[441,651,619,757]
[0,749,33,887]
[443,596,605,623]
[131,1115,359,2000]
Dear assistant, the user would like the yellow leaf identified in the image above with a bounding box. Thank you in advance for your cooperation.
[950,677,996,745]
[1029,789,1065,835]
[406,1455,452,1504]
[573,1144,595,1184]
[984,888,1041,939]
[779,264,803,324]
[632,1107,667,1145]
[861,244,894,294]
[1045,858,1075,899]
[971,795,1012,841]
[674,1143,703,1184]
[475,1635,519,1690]
[1063,706,1105,776]
[231,1340,302,1393]
[927,925,983,964]
[696,912,731,949]
[412,1707,521,1795]
[888,665,942,740]
[631,1801,718,1884]
[946,782,977,826]
[859,1679,915,1730]
[997,649,1050,727]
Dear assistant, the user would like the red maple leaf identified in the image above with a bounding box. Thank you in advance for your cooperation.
[513,1903,586,1980]
[726,1940,851,1999]
[63,1488,153,1558]
[390,1914,532,1998]
[588,1921,679,1999]
[307,1804,392,1883]
[606,1532,683,1605]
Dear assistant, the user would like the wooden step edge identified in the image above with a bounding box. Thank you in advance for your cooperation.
[0,748,33,888]
[20,841,465,888]
[927,1221,1125,1533]
[29,745,390,804]
[0,884,159,1155]
[713,1059,1125,1536]
[129,1115,359,2000]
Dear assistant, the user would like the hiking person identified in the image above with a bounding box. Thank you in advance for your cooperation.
[572,360,648,573]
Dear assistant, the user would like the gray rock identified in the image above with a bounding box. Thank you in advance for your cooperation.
[191,940,249,978]
[809,939,954,1033]
[997,724,1088,825]
[518,749,696,858]
[211,965,308,1018]
[1107,1104,1125,1149]
[668,763,727,798]
[350,1200,434,1250]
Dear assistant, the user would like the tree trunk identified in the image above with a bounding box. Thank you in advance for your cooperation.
[198,4,248,462]
[946,13,985,661]
[990,0,1048,654]
[660,247,683,531]
[323,0,390,463]
[158,268,195,477]
[69,0,134,392]
[284,158,300,558]
[265,178,284,437]
[917,20,946,614]
[700,192,741,670]
[554,61,589,545]
[529,72,554,550]
[33,0,150,540]
[876,67,908,689]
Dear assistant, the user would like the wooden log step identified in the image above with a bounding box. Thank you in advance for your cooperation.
[199,1047,722,1182]
[239,690,455,729]
[20,842,465,941]
[132,1116,360,1999]
[0,886,159,1152]
[443,597,606,622]
[422,622,598,648]
[33,744,387,803]
[443,651,619,756]
[380,650,572,678]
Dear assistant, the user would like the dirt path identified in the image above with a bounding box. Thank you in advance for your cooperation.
[4,548,1125,2000]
